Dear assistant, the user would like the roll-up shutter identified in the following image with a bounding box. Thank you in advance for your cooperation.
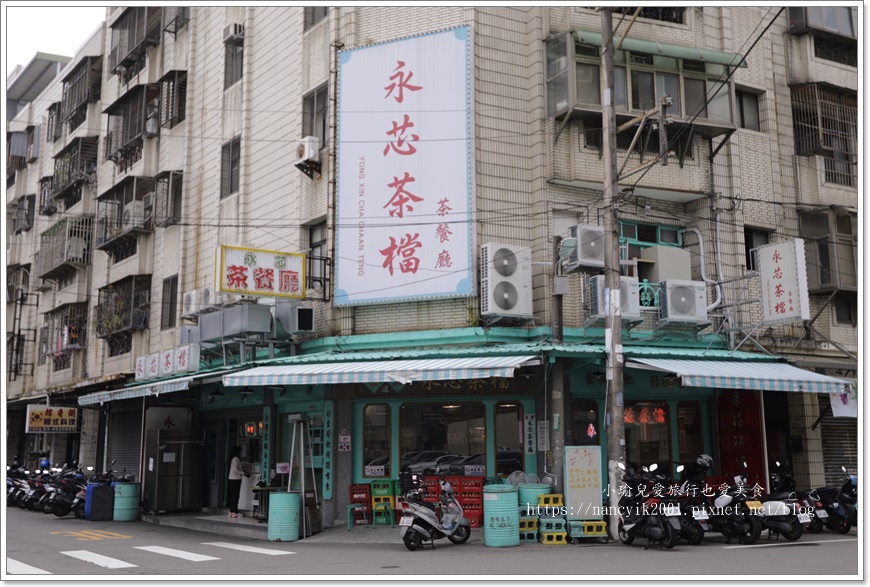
[106,401,144,482]
[819,395,857,486]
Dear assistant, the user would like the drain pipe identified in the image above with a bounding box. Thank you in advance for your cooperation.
[681,227,722,311]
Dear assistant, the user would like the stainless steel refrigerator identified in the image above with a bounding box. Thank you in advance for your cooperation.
[143,429,204,514]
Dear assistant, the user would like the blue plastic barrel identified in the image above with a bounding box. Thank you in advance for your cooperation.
[85,481,114,521]
[483,484,519,547]
[112,482,140,521]
[268,492,301,541]
[518,483,552,516]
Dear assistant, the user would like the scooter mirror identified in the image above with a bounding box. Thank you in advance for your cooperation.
[649,463,658,472]
[676,465,685,473]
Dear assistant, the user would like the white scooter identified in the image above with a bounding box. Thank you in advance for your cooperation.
[398,470,471,551]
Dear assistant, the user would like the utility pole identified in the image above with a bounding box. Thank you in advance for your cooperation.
[550,236,565,493]
[601,8,626,541]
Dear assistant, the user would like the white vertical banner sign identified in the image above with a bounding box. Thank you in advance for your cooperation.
[335,27,475,306]
[757,239,810,325]
[524,414,537,454]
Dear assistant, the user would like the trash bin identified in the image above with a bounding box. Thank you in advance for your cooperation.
[267,492,301,542]
[483,484,519,547]
[85,481,115,521]
[112,482,140,521]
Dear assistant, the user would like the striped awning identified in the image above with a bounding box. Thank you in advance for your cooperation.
[223,355,540,387]
[78,375,199,406]
[627,359,853,394]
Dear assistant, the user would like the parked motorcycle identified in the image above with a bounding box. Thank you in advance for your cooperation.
[678,454,762,545]
[398,470,471,551]
[769,461,822,534]
[48,465,88,518]
[616,462,681,549]
[814,466,857,534]
[754,461,804,541]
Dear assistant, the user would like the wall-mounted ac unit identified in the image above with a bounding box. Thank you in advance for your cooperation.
[199,286,221,312]
[480,243,533,318]
[223,23,244,44]
[122,201,145,231]
[659,279,708,323]
[182,289,200,317]
[144,116,159,138]
[567,224,606,269]
[589,275,641,320]
[294,136,320,166]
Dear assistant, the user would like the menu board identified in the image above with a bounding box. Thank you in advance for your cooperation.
[564,446,602,521]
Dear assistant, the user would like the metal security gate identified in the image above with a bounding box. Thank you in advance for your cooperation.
[107,400,144,481]
[819,397,858,486]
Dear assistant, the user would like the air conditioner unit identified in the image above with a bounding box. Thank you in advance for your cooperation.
[122,201,145,231]
[199,286,220,312]
[567,224,606,269]
[182,289,200,317]
[144,116,159,138]
[659,280,708,323]
[480,243,533,318]
[223,23,244,44]
[294,136,320,166]
[589,275,641,320]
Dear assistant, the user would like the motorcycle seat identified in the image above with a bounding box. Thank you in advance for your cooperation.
[404,497,438,512]
[760,492,794,503]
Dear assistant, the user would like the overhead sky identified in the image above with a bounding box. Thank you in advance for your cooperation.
[4,6,107,77]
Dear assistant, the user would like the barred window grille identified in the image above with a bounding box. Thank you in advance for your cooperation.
[304,6,328,30]
[613,7,686,24]
[61,56,102,131]
[303,84,328,146]
[224,43,244,89]
[791,84,856,186]
[220,137,241,198]
[159,70,187,128]
[161,275,179,330]
[47,102,62,143]
[96,275,151,339]
[155,171,183,226]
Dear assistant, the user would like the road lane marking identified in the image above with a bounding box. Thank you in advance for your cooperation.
[51,530,132,541]
[60,550,137,569]
[134,546,220,562]
[723,538,858,549]
[202,542,294,556]
[7,558,52,574]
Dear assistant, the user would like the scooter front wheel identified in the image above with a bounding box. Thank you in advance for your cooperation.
[737,514,762,544]
[403,531,423,551]
[617,521,634,545]
[447,525,470,545]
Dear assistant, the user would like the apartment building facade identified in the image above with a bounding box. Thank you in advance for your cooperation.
[6,6,857,526]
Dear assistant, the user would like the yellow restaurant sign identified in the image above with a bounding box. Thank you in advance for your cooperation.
[26,405,80,433]
[217,245,306,299]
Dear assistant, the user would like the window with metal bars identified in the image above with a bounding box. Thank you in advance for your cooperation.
[47,102,62,143]
[303,84,328,147]
[155,171,183,226]
[307,221,329,295]
[304,6,328,30]
[221,137,241,198]
[159,70,187,128]
[13,195,35,234]
[613,7,686,24]
[161,275,179,330]
[162,6,190,37]
[61,56,102,131]
[42,303,88,372]
[38,177,57,216]
[791,84,856,187]
[225,42,244,89]
[95,275,151,339]
[25,125,40,162]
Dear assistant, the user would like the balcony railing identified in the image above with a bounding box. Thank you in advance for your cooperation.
[34,216,93,281]
[109,7,162,76]
[638,280,661,309]
[95,176,155,250]
[95,275,151,338]
[53,137,99,202]
[42,303,88,365]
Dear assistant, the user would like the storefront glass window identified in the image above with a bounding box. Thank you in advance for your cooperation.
[571,399,600,446]
[677,401,704,465]
[624,401,671,475]
[363,404,391,478]
[495,403,524,476]
[399,403,485,474]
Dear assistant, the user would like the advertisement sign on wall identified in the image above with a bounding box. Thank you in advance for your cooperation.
[335,27,475,306]
[217,245,306,299]
[26,405,80,433]
[757,239,810,325]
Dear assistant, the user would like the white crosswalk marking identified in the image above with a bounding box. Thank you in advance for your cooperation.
[201,542,294,556]
[6,558,52,574]
[134,546,220,562]
[61,550,137,569]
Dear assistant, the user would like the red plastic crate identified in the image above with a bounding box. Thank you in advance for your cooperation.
[463,502,483,516]
[349,484,371,503]
[467,512,483,528]
[460,477,484,491]
[460,491,483,504]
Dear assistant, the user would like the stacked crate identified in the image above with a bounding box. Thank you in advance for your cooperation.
[537,494,567,545]
[519,508,538,543]
[349,484,371,526]
[567,519,608,540]
[371,480,395,524]
[457,477,484,528]
[420,476,441,503]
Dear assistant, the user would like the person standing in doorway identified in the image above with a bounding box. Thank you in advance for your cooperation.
[227,446,244,518]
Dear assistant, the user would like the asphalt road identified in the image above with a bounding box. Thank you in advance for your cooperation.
[3,507,860,580]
